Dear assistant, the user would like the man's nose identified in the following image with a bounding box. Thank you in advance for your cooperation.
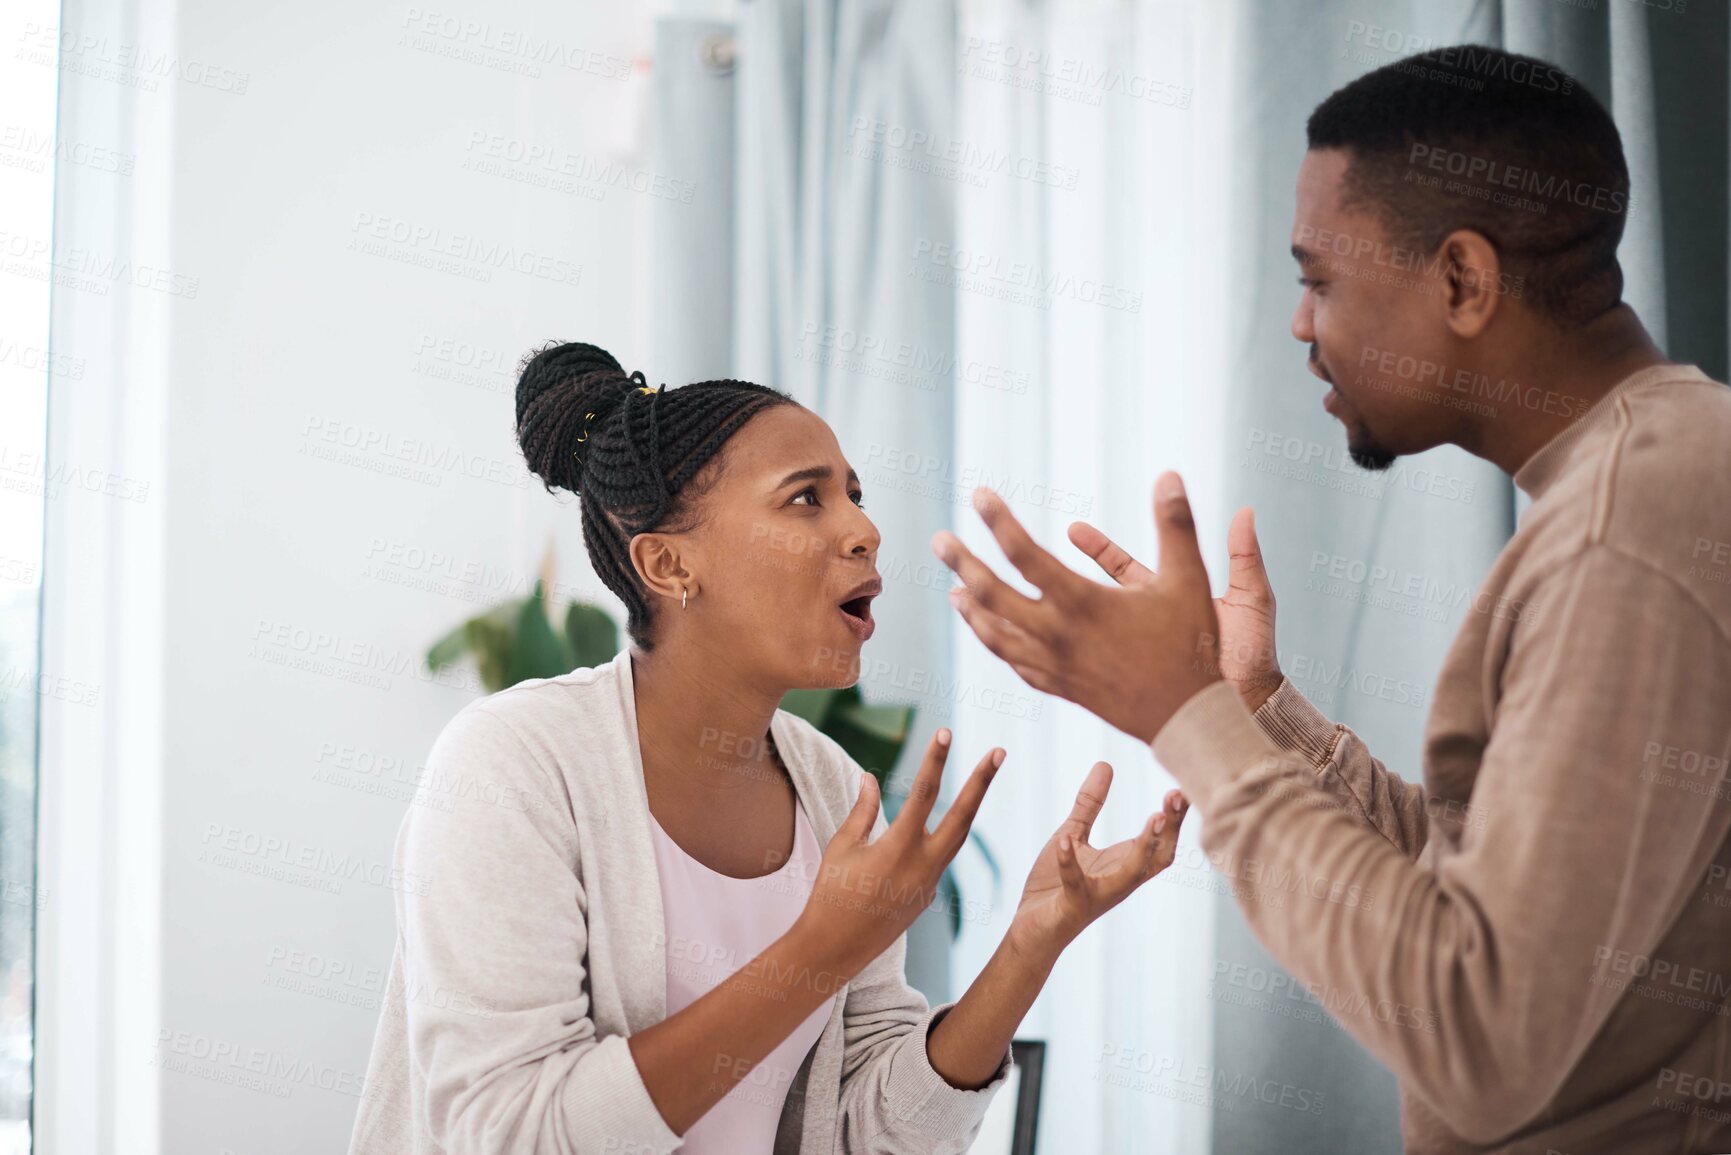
[1290,295,1314,345]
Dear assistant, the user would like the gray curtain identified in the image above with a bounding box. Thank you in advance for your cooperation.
[654,0,961,1000]
[1215,2,1728,1152]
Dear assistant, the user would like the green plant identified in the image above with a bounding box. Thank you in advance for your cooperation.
[426,577,999,937]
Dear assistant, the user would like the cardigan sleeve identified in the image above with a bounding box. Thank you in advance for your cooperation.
[395,703,682,1155]
[831,773,1013,1154]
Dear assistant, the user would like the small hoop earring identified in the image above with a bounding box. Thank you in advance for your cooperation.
[681,588,688,610]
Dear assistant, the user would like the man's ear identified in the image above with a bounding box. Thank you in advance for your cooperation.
[629,532,695,603]
[1441,229,1503,339]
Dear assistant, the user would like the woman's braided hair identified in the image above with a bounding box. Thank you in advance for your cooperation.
[514,340,796,651]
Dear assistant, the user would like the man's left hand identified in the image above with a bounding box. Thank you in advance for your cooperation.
[932,471,1223,744]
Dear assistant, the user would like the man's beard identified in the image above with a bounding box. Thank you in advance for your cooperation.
[1346,427,1397,471]
[1313,347,1396,470]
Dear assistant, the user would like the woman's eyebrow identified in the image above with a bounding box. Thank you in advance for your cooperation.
[774,465,860,489]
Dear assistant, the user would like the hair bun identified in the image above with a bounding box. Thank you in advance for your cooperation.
[515,340,642,494]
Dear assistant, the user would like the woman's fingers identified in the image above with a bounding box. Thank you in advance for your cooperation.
[930,748,1004,860]
[838,774,881,844]
[1063,761,1113,841]
[1056,834,1090,899]
[889,727,952,837]
[1158,790,1188,862]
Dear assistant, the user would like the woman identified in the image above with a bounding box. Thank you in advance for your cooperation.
[349,342,1189,1154]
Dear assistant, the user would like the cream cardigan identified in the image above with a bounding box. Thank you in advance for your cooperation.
[348,646,1009,1154]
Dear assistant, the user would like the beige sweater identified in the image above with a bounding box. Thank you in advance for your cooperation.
[1153,363,1731,1154]
[347,647,1008,1154]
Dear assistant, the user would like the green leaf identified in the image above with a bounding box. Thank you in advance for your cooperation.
[778,687,840,730]
[565,602,620,667]
[937,868,962,939]
[502,582,574,688]
[825,713,903,784]
[464,613,515,693]
[426,621,470,671]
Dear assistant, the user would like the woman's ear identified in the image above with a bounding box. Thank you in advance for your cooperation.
[629,532,695,604]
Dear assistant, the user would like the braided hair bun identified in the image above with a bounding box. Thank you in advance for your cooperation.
[515,341,643,495]
[511,338,797,650]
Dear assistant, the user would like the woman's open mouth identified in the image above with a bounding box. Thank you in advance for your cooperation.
[836,577,881,643]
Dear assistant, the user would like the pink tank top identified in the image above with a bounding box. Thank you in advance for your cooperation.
[648,799,836,1153]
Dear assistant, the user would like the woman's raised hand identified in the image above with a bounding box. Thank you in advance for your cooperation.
[1009,763,1187,955]
[795,729,1001,981]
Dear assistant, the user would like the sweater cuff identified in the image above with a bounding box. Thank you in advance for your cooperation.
[1151,680,1283,812]
[1252,677,1342,768]
[560,1033,682,1153]
[882,1002,1011,1138]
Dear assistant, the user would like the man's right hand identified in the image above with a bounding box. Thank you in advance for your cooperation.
[1068,506,1284,714]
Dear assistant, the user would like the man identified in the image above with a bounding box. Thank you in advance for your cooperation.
[933,46,1731,1154]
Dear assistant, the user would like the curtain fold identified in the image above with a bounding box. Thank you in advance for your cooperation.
[730,0,961,1001]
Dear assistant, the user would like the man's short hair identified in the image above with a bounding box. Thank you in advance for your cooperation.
[1307,45,1631,325]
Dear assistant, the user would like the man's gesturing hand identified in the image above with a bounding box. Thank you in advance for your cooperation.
[932,472,1224,745]
[1071,505,1284,713]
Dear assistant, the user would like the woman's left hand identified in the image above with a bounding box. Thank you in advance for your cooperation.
[1009,762,1186,956]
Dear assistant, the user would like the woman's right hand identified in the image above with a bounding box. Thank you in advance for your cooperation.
[795,729,1002,981]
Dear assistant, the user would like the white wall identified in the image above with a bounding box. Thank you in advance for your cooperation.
[40,0,677,1150]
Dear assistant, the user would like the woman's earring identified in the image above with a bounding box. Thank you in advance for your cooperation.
[681,587,688,610]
